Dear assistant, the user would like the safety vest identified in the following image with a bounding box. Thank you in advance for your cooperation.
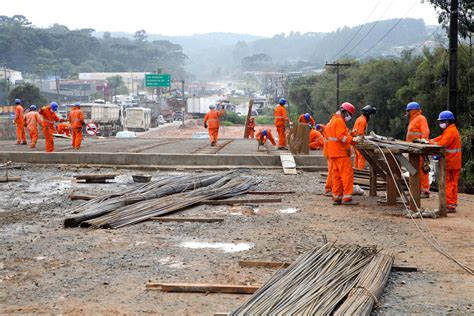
[326,114,353,158]
[431,124,462,170]
[274,105,287,127]
[406,111,429,142]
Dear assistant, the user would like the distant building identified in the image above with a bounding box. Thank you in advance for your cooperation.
[0,68,23,84]
[79,72,149,92]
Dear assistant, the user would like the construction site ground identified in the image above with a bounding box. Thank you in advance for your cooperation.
[1,164,473,315]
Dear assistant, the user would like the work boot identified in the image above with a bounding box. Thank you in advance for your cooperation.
[278,146,287,150]
[420,191,430,199]
[447,205,456,213]
[333,200,342,205]
[31,145,36,149]
[325,191,332,197]
[342,200,359,206]
[211,142,216,147]
[21,141,27,145]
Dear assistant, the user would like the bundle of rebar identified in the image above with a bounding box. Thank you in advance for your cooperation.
[231,243,388,315]
[287,123,309,155]
[64,171,259,229]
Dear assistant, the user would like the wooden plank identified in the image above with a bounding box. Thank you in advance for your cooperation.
[369,166,377,197]
[386,154,399,205]
[149,217,224,223]
[203,198,281,205]
[395,153,417,176]
[409,153,421,211]
[438,152,447,217]
[0,176,21,182]
[238,260,290,268]
[69,193,97,201]
[247,191,295,195]
[146,283,260,294]
[280,153,297,175]
[392,265,418,272]
[74,173,119,180]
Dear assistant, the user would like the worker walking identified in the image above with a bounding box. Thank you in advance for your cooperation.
[204,104,225,146]
[351,105,376,169]
[246,117,256,139]
[298,113,316,128]
[405,101,430,198]
[274,98,290,150]
[429,111,461,213]
[309,127,324,150]
[13,99,27,145]
[24,105,43,148]
[255,128,277,149]
[68,102,85,149]
[39,102,61,152]
[326,102,361,205]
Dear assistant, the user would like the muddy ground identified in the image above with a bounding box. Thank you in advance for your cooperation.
[0,165,473,315]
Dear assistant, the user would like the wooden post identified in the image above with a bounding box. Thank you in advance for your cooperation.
[409,153,421,211]
[438,151,447,217]
[369,166,377,197]
[243,99,254,138]
[385,153,399,205]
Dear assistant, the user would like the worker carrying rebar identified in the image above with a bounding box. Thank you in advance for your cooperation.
[255,128,276,150]
[316,122,333,196]
[204,104,225,146]
[24,105,43,149]
[405,101,430,198]
[39,102,61,152]
[309,127,324,150]
[68,102,85,149]
[274,98,290,150]
[424,111,461,213]
[326,102,362,205]
[13,98,27,145]
[351,105,376,169]
[246,117,256,139]
[298,113,316,128]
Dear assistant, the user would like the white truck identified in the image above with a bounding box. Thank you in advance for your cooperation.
[124,107,151,132]
[186,97,217,116]
[64,102,122,137]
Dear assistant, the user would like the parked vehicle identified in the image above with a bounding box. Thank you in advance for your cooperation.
[124,107,151,132]
[65,102,122,137]
[186,97,217,116]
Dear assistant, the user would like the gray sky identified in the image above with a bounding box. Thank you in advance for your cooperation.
[1,0,440,36]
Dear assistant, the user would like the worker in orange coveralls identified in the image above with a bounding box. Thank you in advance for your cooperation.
[204,104,225,146]
[13,98,27,145]
[309,127,324,150]
[39,102,61,152]
[68,102,85,149]
[298,113,316,128]
[274,98,290,150]
[24,105,43,148]
[405,101,430,198]
[427,111,461,213]
[255,128,277,149]
[326,102,363,205]
[57,121,71,137]
[316,121,334,196]
[246,117,256,138]
[351,105,376,169]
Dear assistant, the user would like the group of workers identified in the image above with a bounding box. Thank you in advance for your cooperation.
[13,99,85,152]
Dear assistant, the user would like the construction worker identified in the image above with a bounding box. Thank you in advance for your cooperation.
[326,102,361,205]
[405,101,430,198]
[13,99,27,145]
[39,102,61,152]
[255,128,276,148]
[246,117,256,139]
[316,123,333,196]
[428,111,461,213]
[68,102,85,149]
[351,105,377,169]
[204,104,224,146]
[298,113,316,127]
[57,121,71,137]
[24,105,43,148]
[274,98,290,149]
[309,127,324,150]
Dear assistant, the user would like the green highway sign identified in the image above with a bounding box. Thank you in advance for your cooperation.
[145,74,171,87]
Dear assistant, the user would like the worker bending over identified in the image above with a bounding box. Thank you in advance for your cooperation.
[39,102,61,152]
[351,105,376,169]
[255,128,276,149]
[57,121,71,137]
[405,101,430,198]
[246,117,256,138]
[309,127,324,150]
[298,113,316,128]
[24,105,43,148]
[68,102,85,149]
[274,98,290,150]
[14,99,27,145]
[204,104,225,146]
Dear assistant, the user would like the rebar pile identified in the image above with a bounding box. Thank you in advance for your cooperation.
[231,243,380,315]
[64,171,259,229]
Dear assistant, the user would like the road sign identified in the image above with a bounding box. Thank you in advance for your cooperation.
[145,74,171,87]
[86,123,98,136]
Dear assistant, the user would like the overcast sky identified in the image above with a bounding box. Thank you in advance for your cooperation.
[1,0,440,37]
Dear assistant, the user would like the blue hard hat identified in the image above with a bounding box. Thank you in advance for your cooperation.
[51,102,58,111]
[15,99,21,104]
[74,102,81,107]
[279,98,286,105]
[29,105,37,111]
[406,101,420,111]
[437,110,455,121]
[262,129,268,136]
[304,113,310,121]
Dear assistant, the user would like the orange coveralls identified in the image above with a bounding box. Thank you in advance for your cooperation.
[14,105,27,144]
[430,124,462,209]
[326,113,354,203]
[351,114,367,169]
[255,128,276,146]
[298,114,316,127]
[57,122,71,137]
[68,108,85,149]
[274,104,289,148]
[319,121,333,194]
[246,118,256,139]
[406,110,430,193]
[24,111,43,148]
[309,129,324,150]
[204,108,224,145]
[39,105,60,152]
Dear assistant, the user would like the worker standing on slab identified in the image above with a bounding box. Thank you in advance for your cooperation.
[351,105,376,169]
[24,105,42,148]
[39,102,61,152]
[309,127,324,150]
[246,117,256,139]
[405,101,431,198]
[429,111,461,213]
[13,99,27,145]
[274,98,290,150]
[57,121,71,137]
[204,104,225,146]
[255,128,276,148]
[68,102,85,149]
[316,123,333,196]
[326,102,361,205]
[298,113,316,128]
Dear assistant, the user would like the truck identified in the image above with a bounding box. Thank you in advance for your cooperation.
[124,107,151,132]
[186,97,217,116]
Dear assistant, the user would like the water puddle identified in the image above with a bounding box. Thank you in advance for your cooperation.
[179,241,254,253]
[279,207,299,214]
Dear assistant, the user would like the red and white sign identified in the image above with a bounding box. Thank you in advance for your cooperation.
[86,123,98,136]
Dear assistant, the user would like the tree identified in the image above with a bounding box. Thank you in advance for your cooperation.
[106,75,128,95]
[241,53,273,71]
[8,83,46,106]
[428,0,473,38]
[134,29,147,42]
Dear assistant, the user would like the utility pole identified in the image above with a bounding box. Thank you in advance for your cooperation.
[325,62,351,108]
[448,0,458,117]
[181,80,185,126]
[3,63,8,104]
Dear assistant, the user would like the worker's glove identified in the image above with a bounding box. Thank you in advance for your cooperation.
[423,159,431,173]
[204,122,208,129]
[432,155,440,161]
[413,138,428,144]
[258,140,265,146]
[353,136,363,142]
[308,124,313,129]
